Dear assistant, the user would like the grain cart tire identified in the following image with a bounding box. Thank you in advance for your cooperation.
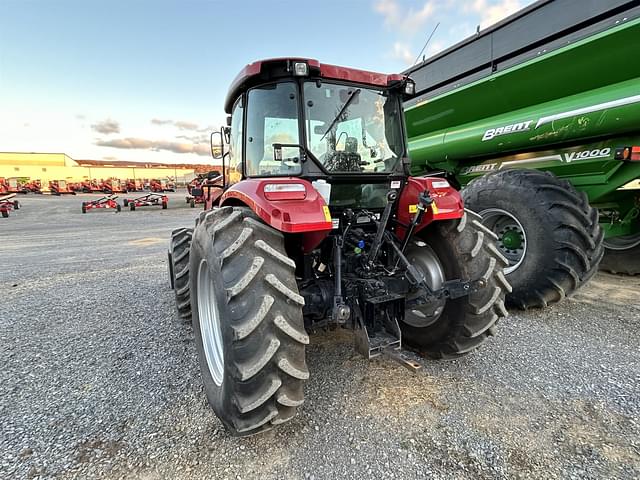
[123,199,129,207]
[116,204,122,212]
[1,210,8,218]
[130,203,135,211]
[168,227,193,319]
[81,203,87,214]
[13,200,20,209]
[190,199,196,208]
[462,169,604,309]
[162,201,168,209]
[600,234,640,275]
[402,210,510,358]
[190,206,308,436]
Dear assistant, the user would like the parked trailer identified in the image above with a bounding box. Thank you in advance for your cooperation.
[404,0,640,308]
[81,195,121,213]
[0,193,20,218]
[123,193,168,210]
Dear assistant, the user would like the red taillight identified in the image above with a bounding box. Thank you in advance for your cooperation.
[263,183,307,200]
[615,146,640,161]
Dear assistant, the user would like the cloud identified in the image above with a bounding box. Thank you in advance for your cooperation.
[391,42,415,65]
[151,118,210,131]
[151,118,173,125]
[375,0,435,35]
[96,137,211,156]
[91,119,120,135]
[467,0,522,29]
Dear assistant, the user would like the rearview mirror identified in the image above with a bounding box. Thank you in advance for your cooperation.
[210,131,223,159]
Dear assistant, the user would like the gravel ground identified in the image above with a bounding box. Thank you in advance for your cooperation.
[1,193,639,480]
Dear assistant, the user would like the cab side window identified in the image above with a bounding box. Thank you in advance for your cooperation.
[228,97,244,184]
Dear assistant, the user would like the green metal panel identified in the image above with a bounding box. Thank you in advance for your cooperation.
[406,17,640,174]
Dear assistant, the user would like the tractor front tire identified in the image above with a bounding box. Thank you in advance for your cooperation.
[462,169,603,309]
[190,206,308,436]
[402,210,510,358]
[169,227,193,319]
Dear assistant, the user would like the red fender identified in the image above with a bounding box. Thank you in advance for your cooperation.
[220,178,332,251]
[396,177,464,239]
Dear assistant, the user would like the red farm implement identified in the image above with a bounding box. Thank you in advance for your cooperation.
[0,193,20,218]
[102,179,126,194]
[49,180,76,195]
[23,180,42,194]
[81,195,121,213]
[186,172,223,208]
[125,179,144,192]
[79,180,103,193]
[1,178,29,194]
[123,193,168,211]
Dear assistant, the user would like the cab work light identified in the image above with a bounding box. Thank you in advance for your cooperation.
[293,62,309,76]
[404,79,416,95]
[264,183,307,200]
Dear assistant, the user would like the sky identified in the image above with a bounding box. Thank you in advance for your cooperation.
[0,0,535,165]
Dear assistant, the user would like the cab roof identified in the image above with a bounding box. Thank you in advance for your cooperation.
[224,57,407,113]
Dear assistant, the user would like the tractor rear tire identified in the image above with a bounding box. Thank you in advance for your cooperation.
[462,169,603,309]
[599,235,640,275]
[402,210,510,358]
[169,227,193,319]
[190,206,308,436]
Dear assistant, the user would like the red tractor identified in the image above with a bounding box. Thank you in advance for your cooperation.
[49,180,76,195]
[167,58,509,436]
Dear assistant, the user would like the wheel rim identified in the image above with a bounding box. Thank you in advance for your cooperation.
[603,232,640,251]
[197,259,224,386]
[480,208,527,274]
[404,244,446,328]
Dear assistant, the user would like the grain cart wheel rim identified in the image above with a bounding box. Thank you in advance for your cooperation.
[479,208,526,274]
[603,233,640,251]
[404,244,446,328]
[197,259,224,386]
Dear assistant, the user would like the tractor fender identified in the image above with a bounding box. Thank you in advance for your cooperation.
[396,177,464,239]
[220,178,332,249]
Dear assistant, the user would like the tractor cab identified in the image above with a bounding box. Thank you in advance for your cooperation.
[212,58,416,212]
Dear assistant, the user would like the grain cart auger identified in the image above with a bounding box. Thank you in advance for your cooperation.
[167,58,510,436]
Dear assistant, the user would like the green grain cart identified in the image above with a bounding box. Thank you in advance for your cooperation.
[404,0,640,309]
